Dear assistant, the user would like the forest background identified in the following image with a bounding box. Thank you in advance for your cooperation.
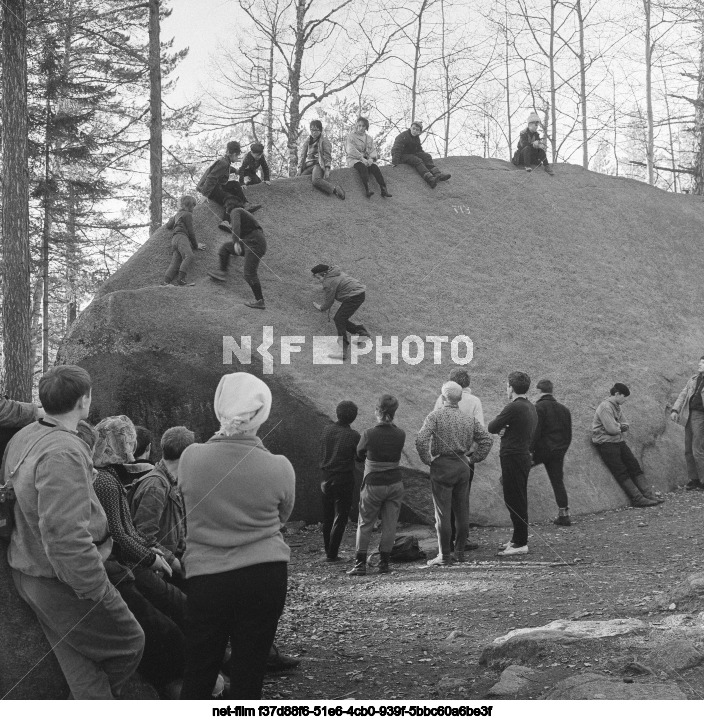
[1,0,703,398]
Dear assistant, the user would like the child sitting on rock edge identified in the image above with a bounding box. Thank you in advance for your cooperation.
[513,112,554,175]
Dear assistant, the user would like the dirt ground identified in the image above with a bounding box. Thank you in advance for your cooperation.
[267,486,704,701]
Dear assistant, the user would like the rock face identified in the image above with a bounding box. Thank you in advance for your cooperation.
[58,158,704,525]
[479,618,646,667]
[654,572,704,612]
[544,672,687,700]
[487,665,536,696]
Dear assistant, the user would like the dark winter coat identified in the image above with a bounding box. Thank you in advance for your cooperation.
[196,155,231,197]
[532,394,572,457]
[516,128,542,153]
[391,130,424,164]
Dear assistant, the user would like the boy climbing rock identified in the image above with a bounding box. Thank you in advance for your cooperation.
[208,208,268,310]
[311,264,370,360]
[162,195,206,286]
[513,113,554,175]
[239,142,271,186]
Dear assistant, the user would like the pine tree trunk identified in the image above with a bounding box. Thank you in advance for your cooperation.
[42,94,52,374]
[1,0,32,401]
[149,0,163,234]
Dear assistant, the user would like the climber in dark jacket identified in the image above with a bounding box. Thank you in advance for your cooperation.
[239,143,271,186]
[512,113,553,175]
[391,120,450,189]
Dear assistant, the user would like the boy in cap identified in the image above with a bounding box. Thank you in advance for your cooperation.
[391,120,451,188]
[208,208,268,310]
[239,142,271,186]
[513,113,554,174]
[196,141,262,221]
[311,264,370,360]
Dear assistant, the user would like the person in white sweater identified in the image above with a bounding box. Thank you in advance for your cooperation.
[179,372,296,700]
[346,117,391,198]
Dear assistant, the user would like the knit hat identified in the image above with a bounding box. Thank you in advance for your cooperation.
[527,112,540,125]
[311,264,330,275]
[441,381,463,404]
[93,415,137,467]
[410,120,423,131]
[214,372,272,435]
[251,142,264,154]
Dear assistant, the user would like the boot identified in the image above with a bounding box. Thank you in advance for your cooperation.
[333,186,345,200]
[380,186,392,198]
[378,552,390,574]
[553,507,572,526]
[621,477,659,507]
[244,299,266,310]
[543,163,554,176]
[423,172,437,189]
[365,190,375,198]
[347,553,367,576]
[633,475,664,503]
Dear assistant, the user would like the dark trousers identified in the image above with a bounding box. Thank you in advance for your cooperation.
[181,562,287,700]
[399,152,437,178]
[218,229,267,293]
[353,162,386,191]
[164,234,194,282]
[500,454,531,547]
[450,463,474,550]
[209,184,247,216]
[334,292,368,349]
[595,442,643,489]
[430,456,471,556]
[520,146,548,167]
[133,566,187,632]
[533,451,568,509]
[242,173,262,186]
[321,475,354,559]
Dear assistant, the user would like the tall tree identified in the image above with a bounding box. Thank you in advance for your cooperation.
[148,0,163,234]
[2,0,33,400]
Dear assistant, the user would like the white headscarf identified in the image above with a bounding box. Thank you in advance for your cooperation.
[214,372,272,436]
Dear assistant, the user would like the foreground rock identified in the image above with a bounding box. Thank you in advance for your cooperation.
[479,618,646,667]
[487,665,536,696]
[543,672,686,700]
[653,572,704,613]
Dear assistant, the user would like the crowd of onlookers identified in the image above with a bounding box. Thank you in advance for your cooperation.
[4,354,702,700]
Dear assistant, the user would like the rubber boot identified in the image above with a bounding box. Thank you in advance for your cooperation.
[621,477,659,507]
[176,271,188,286]
[423,172,437,189]
[378,552,390,574]
[633,474,664,503]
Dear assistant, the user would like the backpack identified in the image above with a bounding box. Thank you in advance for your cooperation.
[195,158,221,195]
[367,534,426,565]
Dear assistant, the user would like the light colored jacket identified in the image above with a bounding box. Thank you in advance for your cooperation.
[0,396,38,428]
[346,131,377,168]
[433,389,484,426]
[179,435,295,578]
[5,419,112,602]
[319,266,366,311]
[591,397,626,444]
[298,134,333,174]
[671,374,703,427]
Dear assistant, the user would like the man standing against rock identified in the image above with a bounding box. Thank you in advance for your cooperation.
[670,356,704,491]
[5,365,144,698]
[488,371,538,556]
[592,383,662,507]
[417,381,493,566]
[531,379,573,526]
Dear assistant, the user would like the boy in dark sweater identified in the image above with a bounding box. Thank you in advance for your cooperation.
[512,112,553,174]
[391,120,451,188]
[239,142,271,186]
[208,208,268,310]
[162,195,206,286]
[319,401,360,561]
[487,371,538,555]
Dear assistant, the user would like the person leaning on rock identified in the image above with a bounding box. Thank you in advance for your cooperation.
[391,120,450,189]
[591,383,663,507]
[161,195,206,287]
[670,355,704,491]
[5,365,144,699]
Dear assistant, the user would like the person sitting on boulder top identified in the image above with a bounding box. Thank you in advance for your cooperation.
[391,120,450,189]
[297,120,346,200]
[196,141,262,220]
[591,383,663,508]
[209,208,268,310]
[512,112,554,175]
[346,117,391,199]
[311,264,369,360]
[239,142,271,186]
[162,195,206,287]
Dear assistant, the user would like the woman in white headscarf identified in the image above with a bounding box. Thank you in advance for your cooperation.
[179,372,296,700]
